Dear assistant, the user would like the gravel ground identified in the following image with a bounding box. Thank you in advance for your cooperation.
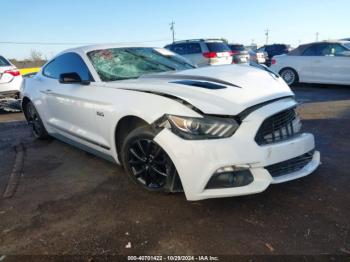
[0,84,349,258]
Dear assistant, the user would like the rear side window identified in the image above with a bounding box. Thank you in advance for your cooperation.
[0,56,11,67]
[43,52,92,81]
[206,42,231,52]
[168,43,201,55]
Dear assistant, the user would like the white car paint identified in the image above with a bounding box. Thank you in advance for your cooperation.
[0,56,23,97]
[22,44,320,201]
[270,41,350,85]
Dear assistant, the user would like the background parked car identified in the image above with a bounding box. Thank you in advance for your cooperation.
[165,39,233,67]
[228,44,249,64]
[248,49,267,64]
[0,55,23,98]
[270,40,350,86]
[257,44,291,66]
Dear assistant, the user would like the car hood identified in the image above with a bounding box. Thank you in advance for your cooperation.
[103,64,294,115]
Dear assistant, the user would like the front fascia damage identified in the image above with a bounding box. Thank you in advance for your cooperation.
[120,88,295,193]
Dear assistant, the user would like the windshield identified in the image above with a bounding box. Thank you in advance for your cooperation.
[206,42,231,52]
[230,45,246,51]
[87,47,195,82]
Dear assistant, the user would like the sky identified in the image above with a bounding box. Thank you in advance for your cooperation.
[1,0,349,60]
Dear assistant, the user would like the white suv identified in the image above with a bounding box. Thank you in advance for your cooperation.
[165,39,233,67]
[0,55,23,98]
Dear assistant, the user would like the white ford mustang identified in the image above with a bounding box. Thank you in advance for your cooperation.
[21,44,320,201]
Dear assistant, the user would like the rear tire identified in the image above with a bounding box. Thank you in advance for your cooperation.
[279,68,299,86]
[121,125,177,193]
[25,101,49,139]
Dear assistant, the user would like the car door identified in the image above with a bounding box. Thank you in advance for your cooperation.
[41,52,110,150]
[327,44,350,84]
[301,43,333,83]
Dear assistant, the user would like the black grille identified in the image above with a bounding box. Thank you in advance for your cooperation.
[255,107,300,145]
[265,150,314,177]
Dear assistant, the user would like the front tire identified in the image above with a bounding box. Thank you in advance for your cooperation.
[25,101,49,139]
[121,126,177,192]
[279,68,299,86]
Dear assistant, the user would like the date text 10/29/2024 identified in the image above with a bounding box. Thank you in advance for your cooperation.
[127,255,219,261]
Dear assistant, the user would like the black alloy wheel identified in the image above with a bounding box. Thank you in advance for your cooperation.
[122,126,177,192]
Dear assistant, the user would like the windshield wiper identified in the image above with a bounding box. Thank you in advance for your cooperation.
[124,49,176,71]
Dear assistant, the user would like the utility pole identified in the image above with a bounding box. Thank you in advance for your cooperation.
[265,28,269,45]
[315,32,319,42]
[169,21,175,43]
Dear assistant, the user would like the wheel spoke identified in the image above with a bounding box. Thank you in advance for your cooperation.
[129,148,146,162]
[133,166,146,178]
[136,141,147,157]
[145,140,152,154]
[129,158,145,166]
[152,146,162,160]
[151,166,167,177]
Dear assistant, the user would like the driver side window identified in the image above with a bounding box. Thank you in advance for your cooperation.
[43,53,93,81]
[329,44,348,56]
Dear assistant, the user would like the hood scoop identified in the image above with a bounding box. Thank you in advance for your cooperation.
[141,73,242,88]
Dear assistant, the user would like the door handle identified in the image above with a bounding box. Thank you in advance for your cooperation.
[46,89,52,92]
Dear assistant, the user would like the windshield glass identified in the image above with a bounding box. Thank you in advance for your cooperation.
[206,42,231,52]
[230,45,246,51]
[343,43,350,50]
[87,47,195,82]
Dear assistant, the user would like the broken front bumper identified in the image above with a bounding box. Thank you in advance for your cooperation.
[154,98,320,201]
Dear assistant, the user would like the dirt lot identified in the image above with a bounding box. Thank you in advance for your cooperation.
[0,85,349,257]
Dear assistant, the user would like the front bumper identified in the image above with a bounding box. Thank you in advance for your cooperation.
[154,98,320,201]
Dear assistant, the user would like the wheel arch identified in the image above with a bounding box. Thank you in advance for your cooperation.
[114,114,184,193]
[114,115,151,163]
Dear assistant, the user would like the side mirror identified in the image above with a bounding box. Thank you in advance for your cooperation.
[59,72,90,85]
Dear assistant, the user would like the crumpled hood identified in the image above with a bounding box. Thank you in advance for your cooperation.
[103,64,294,115]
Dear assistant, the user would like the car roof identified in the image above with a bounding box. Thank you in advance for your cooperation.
[289,40,350,55]
[57,44,155,56]
[171,39,227,44]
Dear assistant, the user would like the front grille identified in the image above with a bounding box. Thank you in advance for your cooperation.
[255,107,301,145]
[265,150,314,177]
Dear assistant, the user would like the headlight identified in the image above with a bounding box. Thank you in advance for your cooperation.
[157,115,240,140]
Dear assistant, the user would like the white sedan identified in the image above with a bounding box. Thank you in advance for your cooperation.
[270,40,350,86]
[21,44,320,201]
[0,55,23,98]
